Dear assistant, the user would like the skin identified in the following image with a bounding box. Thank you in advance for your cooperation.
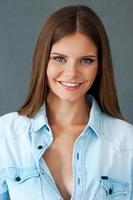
[46,32,98,128]
[44,32,98,200]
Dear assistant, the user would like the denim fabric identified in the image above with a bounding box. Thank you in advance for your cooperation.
[0,95,133,200]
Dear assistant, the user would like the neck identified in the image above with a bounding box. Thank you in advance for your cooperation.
[46,92,90,128]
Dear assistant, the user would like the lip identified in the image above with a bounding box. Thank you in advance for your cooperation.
[58,81,83,90]
[58,81,84,84]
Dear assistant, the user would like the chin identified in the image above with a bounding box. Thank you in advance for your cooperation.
[58,95,83,103]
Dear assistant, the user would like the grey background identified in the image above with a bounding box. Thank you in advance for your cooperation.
[0,0,133,123]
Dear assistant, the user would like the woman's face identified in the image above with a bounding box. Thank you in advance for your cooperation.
[47,32,98,102]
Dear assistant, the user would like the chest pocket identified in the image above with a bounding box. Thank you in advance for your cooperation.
[3,166,40,183]
[95,176,129,200]
[2,166,43,200]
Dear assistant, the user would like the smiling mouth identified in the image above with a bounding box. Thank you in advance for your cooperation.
[58,81,83,90]
[59,80,83,84]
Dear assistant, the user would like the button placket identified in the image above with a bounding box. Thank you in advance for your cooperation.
[35,125,53,162]
[73,136,88,199]
[71,137,84,200]
[76,152,81,186]
[31,134,46,173]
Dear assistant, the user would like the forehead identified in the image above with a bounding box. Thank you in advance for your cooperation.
[50,32,97,55]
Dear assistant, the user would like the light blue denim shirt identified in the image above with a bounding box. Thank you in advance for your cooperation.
[0,95,133,200]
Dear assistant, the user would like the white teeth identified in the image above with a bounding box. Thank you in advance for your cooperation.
[60,82,81,87]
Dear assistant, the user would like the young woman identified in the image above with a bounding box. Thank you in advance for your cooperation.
[0,4,133,200]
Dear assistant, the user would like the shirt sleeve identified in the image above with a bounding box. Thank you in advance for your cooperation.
[0,177,10,200]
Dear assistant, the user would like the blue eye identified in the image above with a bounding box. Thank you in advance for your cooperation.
[52,56,95,65]
[80,58,94,64]
[53,56,66,63]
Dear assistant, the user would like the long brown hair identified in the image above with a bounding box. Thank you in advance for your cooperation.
[17,4,124,120]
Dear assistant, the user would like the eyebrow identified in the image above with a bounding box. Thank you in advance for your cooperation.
[50,52,97,58]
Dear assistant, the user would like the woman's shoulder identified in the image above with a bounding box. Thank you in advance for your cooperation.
[102,113,133,150]
[0,111,31,139]
[0,111,19,121]
[103,113,133,131]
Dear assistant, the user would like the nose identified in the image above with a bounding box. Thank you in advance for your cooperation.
[64,61,79,77]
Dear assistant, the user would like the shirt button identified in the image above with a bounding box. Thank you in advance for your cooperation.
[77,153,79,160]
[109,187,113,194]
[101,176,108,180]
[38,145,43,149]
[78,177,80,185]
[15,176,21,182]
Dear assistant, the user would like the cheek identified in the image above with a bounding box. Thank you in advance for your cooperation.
[85,66,98,81]
[47,65,59,80]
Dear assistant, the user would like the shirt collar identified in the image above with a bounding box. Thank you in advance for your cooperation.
[30,94,102,138]
[85,95,102,138]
